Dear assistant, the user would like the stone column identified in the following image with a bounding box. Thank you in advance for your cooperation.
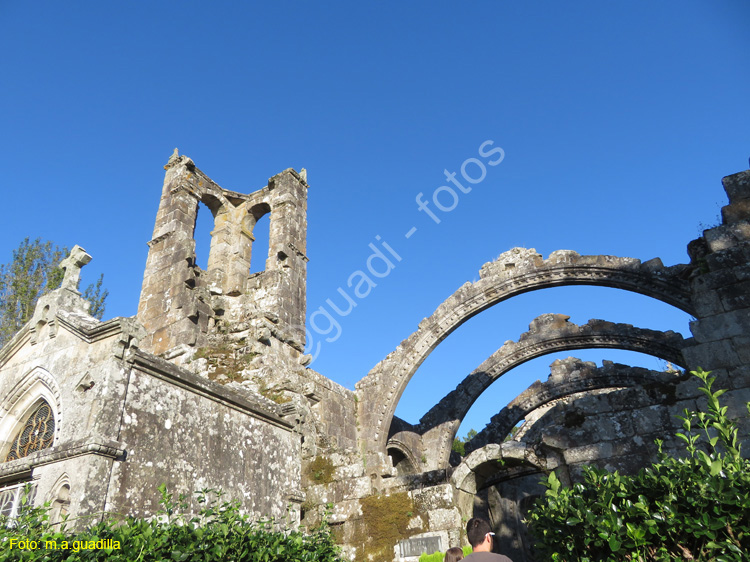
[683,168,750,371]
[137,153,208,355]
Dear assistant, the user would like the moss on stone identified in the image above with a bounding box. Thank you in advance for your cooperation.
[306,455,336,485]
[192,345,258,384]
[352,492,419,562]
[259,383,292,404]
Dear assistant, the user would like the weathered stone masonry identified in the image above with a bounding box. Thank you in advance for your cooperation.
[0,269,302,524]
[1,155,749,562]
[138,151,308,356]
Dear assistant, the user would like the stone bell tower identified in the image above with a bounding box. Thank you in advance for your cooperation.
[137,150,309,360]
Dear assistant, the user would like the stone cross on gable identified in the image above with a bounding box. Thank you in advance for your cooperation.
[59,245,92,292]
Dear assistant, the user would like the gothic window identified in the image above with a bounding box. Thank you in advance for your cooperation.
[4,400,55,462]
[194,201,215,270]
[50,484,70,525]
[246,203,271,274]
[0,481,36,519]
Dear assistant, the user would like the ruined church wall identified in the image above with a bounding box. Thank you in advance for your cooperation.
[320,166,750,559]
[0,302,303,526]
[302,368,359,454]
[104,353,302,521]
[519,370,750,480]
[683,170,750,374]
[0,313,135,524]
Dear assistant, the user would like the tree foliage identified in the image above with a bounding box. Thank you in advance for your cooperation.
[452,428,478,457]
[527,369,750,561]
[0,486,342,561]
[0,238,108,347]
[418,545,472,561]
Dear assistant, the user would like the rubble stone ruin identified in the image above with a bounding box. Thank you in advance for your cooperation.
[1,150,749,562]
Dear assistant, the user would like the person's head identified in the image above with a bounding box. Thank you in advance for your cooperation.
[445,546,464,562]
[466,517,494,552]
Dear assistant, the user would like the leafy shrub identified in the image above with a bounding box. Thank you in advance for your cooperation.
[527,369,750,561]
[0,485,343,561]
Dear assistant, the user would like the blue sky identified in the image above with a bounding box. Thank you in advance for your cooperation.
[1,1,748,437]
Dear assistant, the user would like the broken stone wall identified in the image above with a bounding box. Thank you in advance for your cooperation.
[683,169,750,376]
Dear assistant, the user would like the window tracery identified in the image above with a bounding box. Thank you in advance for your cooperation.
[4,400,55,462]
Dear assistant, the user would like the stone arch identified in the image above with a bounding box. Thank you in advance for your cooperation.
[200,192,227,216]
[452,443,554,562]
[356,248,692,459]
[463,359,681,456]
[0,367,62,461]
[386,441,419,476]
[451,442,554,496]
[416,315,688,468]
[248,202,272,223]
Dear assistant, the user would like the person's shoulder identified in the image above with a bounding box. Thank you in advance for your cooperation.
[464,553,514,562]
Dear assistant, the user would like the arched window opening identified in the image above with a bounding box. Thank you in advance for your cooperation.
[5,400,55,462]
[249,210,271,274]
[50,484,70,525]
[193,202,215,270]
[387,447,417,476]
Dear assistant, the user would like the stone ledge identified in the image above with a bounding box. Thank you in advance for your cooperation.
[132,352,294,431]
[0,438,126,483]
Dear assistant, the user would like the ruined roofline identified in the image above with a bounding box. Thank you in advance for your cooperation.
[0,303,147,371]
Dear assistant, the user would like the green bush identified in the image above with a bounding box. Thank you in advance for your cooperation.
[527,369,750,561]
[0,485,343,561]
